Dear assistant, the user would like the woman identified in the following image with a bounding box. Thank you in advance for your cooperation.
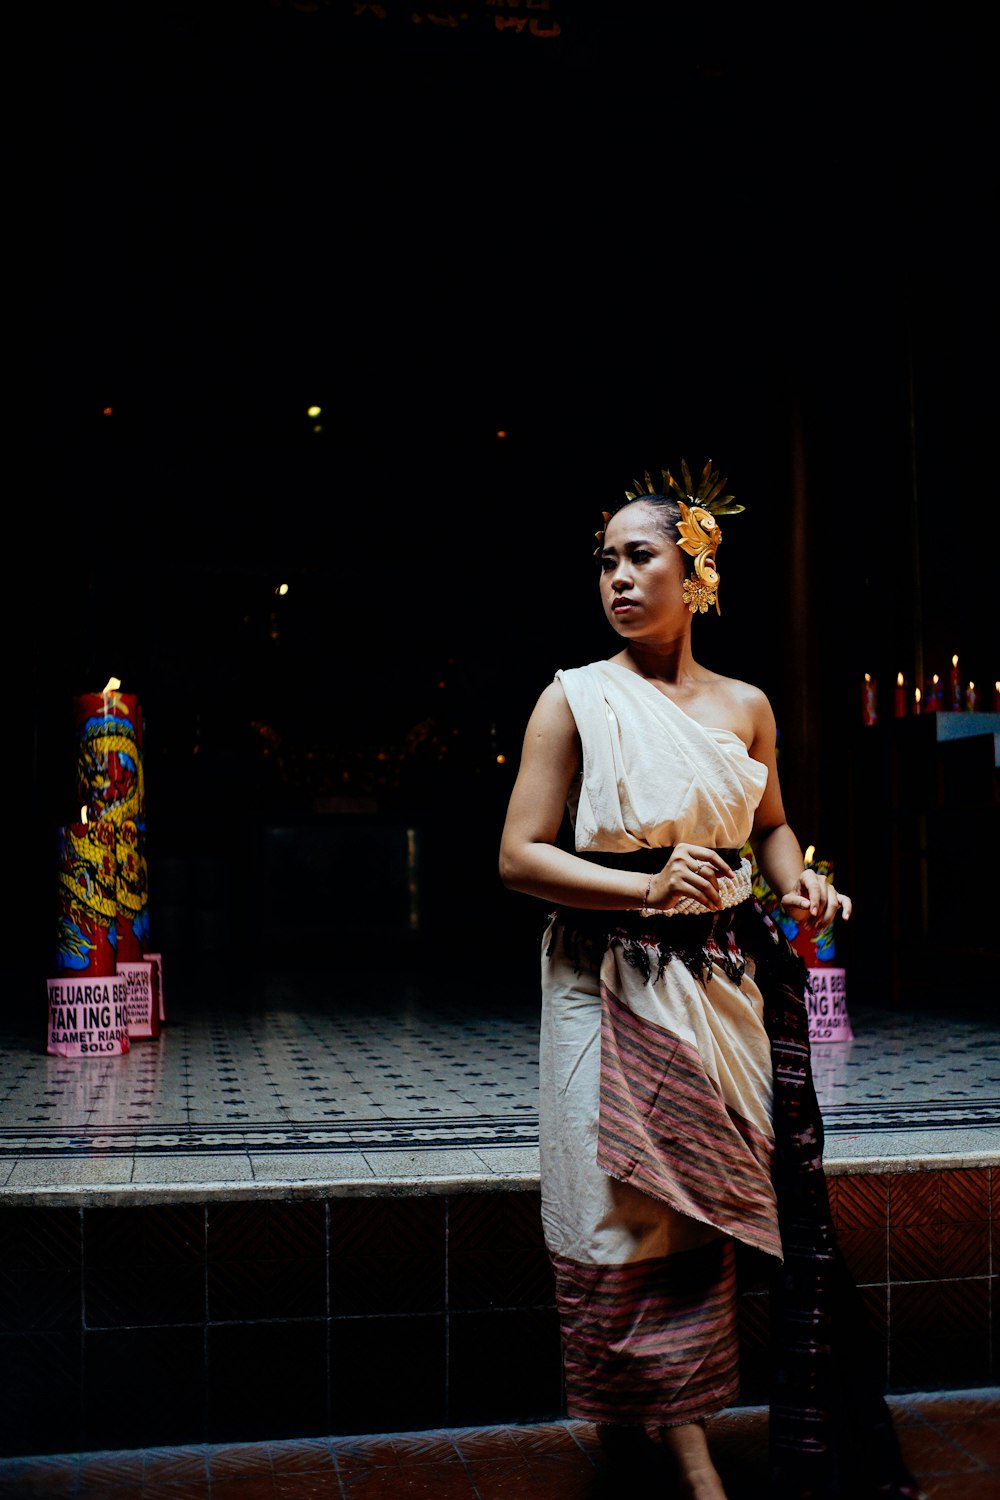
[498,462,923,1499]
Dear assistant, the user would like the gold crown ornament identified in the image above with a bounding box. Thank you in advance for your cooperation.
[595,459,744,615]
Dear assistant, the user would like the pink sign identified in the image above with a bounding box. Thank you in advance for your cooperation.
[46,975,130,1058]
[119,959,160,1039]
[145,951,166,1022]
[806,967,853,1043]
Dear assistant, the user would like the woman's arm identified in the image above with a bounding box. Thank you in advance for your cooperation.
[499,682,662,910]
[748,686,852,929]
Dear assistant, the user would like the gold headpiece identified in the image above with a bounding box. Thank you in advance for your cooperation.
[595,459,743,615]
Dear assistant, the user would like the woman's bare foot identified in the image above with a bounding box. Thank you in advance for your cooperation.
[659,1421,728,1499]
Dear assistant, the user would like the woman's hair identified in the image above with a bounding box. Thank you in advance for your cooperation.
[610,492,682,540]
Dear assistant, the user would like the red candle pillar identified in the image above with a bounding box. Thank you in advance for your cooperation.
[894,672,907,718]
[55,818,118,978]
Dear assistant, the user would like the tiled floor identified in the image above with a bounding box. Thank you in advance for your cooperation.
[6,961,1000,1206]
[2,1389,999,1498]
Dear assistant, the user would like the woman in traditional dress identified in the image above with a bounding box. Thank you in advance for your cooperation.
[498,462,924,1499]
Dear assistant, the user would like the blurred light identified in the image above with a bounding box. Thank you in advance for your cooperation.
[275,582,289,596]
[312,424,323,434]
[803,843,816,865]
[102,406,113,417]
[307,405,321,417]
[495,429,508,439]
[496,753,506,764]
[103,677,121,693]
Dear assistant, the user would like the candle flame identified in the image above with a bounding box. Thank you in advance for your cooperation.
[952,654,959,668]
[864,672,872,683]
[80,806,87,824]
[103,677,121,693]
[803,844,816,865]
[896,671,904,687]
[914,687,921,703]
[933,674,940,685]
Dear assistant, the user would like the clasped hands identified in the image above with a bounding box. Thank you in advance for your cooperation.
[646,843,851,927]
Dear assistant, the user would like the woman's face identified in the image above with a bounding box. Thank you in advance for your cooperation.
[598,502,687,639]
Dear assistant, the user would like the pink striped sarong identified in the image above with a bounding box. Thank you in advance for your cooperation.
[540,902,777,1429]
[540,899,924,1496]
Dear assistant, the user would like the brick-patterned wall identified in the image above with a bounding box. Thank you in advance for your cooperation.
[0,1169,995,1458]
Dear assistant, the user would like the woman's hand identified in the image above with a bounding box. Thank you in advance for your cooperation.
[779,868,852,929]
[646,844,735,913]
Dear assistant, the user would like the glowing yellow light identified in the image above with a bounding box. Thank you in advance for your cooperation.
[307,405,321,418]
[896,671,904,687]
[803,844,816,865]
[952,654,959,668]
[496,753,506,764]
[914,687,921,704]
[103,677,121,693]
[275,583,289,596]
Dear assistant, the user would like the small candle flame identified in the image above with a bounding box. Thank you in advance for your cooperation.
[80,806,87,824]
[914,687,921,704]
[952,654,959,668]
[896,671,904,687]
[102,677,121,694]
[803,844,816,865]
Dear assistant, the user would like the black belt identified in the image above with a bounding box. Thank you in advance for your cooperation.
[577,846,744,874]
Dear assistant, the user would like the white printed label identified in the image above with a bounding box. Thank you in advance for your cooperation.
[46,976,131,1057]
[806,967,853,1043]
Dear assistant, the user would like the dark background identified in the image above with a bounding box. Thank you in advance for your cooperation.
[24,0,997,1000]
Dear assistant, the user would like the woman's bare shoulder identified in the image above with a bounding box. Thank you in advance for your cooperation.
[715,672,773,712]
[695,669,775,743]
[523,677,576,733]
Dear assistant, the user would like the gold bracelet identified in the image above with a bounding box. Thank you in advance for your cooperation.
[634,875,655,915]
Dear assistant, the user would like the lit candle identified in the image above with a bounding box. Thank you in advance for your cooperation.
[995,681,1000,712]
[965,680,979,712]
[950,654,961,711]
[895,672,907,718]
[924,673,941,712]
[912,686,922,714]
[861,673,877,726]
